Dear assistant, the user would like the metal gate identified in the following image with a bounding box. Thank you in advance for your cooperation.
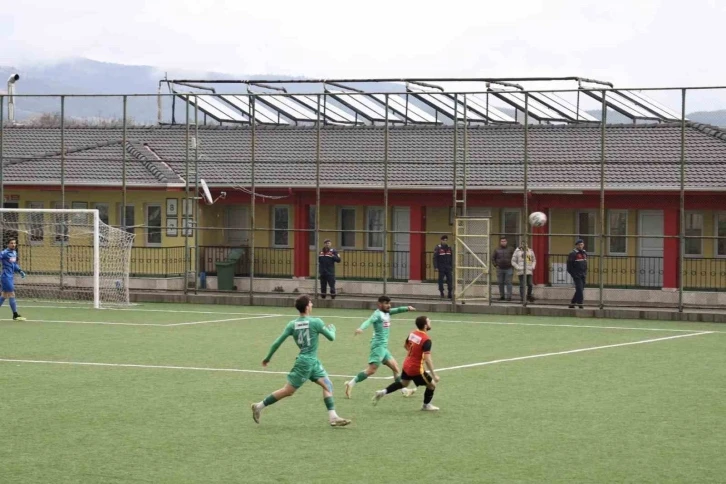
[454,217,491,302]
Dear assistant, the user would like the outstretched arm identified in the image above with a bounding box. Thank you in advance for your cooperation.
[262,325,293,364]
[390,306,414,315]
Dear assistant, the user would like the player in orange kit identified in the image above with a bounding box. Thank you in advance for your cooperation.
[371,315,440,411]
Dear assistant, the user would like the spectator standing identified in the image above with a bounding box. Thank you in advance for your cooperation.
[318,239,340,299]
[491,237,514,301]
[512,242,536,303]
[567,238,588,309]
[433,235,453,299]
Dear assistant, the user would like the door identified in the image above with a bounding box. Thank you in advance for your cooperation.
[392,207,410,280]
[1,202,19,247]
[638,211,664,287]
[224,206,250,246]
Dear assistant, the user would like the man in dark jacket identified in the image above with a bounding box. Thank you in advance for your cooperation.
[491,237,514,301]
[318,239,340,299]
[566,239,588,309]
[433,235,453,299]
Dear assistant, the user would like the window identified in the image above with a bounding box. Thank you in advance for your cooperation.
[685,212,703,256]
[366,207,384,249]
[145,204,162,245]
[577,211,597,253]
[71,201,88,226]
[340,207,356,248]
[272,206,291,247]
[27,202,44,243]
[717,213,726,257]
[119,205,135,234]
[608,211,627,255]
[308,205,317,249]
[52,202,69,243]
[93,203,110,226]
[501,209,521,240]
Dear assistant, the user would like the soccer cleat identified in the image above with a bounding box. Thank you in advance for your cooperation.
[401,387,417,398]
[421,404,440,411]
[13,314,26,321]
[251,403,261,424]
[330,417,352,427]
[344,381,353,399]
[372,390,386,406]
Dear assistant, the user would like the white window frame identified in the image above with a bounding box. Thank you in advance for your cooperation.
[118,204,135,235]
[607,210,628,256]
[576,210,598,254]
[366,206,385,250]
[716,212,726,258]
[339,206,356,249]
[27,201,45,245]
[145,203,163,247]
[501,209,521,241]
[271,205,292,248]
[684,211,703,257]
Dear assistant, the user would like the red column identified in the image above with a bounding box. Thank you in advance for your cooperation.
[409,205,426,281]
[531,208,549,285]
[293,198,309,278]
[663,207,679,289]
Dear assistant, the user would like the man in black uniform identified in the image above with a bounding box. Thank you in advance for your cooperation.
[567,238,588,309]
[318,239,340,299]
[433,235,453,299]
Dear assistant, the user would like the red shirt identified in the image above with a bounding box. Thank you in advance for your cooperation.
[402,330,432,375]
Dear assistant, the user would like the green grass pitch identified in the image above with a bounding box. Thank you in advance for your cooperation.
[1,302,724,483]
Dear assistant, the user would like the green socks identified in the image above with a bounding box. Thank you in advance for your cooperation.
[324,396,335,411]
[354,371,368,383]
[262,394,278,407]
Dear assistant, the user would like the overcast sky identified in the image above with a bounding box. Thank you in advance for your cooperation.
[1,0,724,107]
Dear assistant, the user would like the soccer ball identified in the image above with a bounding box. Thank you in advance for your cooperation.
[529,212,547,227]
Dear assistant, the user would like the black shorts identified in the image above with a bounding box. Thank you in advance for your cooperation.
[401,370,433,387]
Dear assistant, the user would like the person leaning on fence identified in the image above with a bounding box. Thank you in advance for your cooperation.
[318,239,340,299]
[492,237,514,301]
[433,235,453,299]
[512,242,536,303]
[567,239,588,309]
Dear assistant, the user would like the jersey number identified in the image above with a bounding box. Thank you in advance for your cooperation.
[297,329,311,347]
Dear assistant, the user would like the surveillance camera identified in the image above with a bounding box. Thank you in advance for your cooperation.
[220,191,227,199]
[7,74,19,84]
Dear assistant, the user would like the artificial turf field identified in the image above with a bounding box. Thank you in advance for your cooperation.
[1,302,724,483]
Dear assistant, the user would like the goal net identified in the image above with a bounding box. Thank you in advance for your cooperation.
[0,209,135,308]
[454,217,491,302]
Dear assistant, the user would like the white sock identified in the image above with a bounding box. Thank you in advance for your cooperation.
[257,401,265,409]
[328,410,339,420]
[347,378,356,387]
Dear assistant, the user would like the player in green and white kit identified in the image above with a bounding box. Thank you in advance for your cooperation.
[344,295,415,399]
[251,294,351,427]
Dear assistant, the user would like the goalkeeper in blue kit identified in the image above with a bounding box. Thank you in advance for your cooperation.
[251,294,351,427]
[0,239,26,320]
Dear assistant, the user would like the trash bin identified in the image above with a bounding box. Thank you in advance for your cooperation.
[215,248,245,291]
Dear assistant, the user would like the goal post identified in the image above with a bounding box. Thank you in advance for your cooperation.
[0,208,135,308]
[454,217,492,303]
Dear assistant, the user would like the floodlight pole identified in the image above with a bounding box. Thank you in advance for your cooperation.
[452,94,459,306]
[194,99,200,293]
[184,98,190,295]
[249,95,256,305]
[314,94,321,300]
[60,96,66,293]
[522,94,529,308]
[383,94,389,295]
[678,89,686,312]
[599,91,607,310]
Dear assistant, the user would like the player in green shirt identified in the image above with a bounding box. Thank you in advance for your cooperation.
[251,294,351,427]
[344,295,415,399]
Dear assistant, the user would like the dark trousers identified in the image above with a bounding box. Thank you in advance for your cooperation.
[320,274,336,296]
[571,275,585,305]
[438,269,452,297]
[519,274,533,300]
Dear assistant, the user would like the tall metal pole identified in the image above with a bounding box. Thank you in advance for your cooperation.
[463,95,468,217]
[0,96,4,212]
[452,95,459,306]
[519,92,534,307]
[122,96,128,234]
[60,96,65,293]
[184,98,190,295]
[383,94,389,295]
[249,95,256,304]
[194,98,200,294]
[599,91,607,310]
[314,94,321,299]
[678,89,686,312]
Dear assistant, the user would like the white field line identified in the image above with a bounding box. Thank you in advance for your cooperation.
[21,305,280,317]
[0,358,368,379]
[4,319,170,327]
[164,314,282,327]
[436,331,715,372]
